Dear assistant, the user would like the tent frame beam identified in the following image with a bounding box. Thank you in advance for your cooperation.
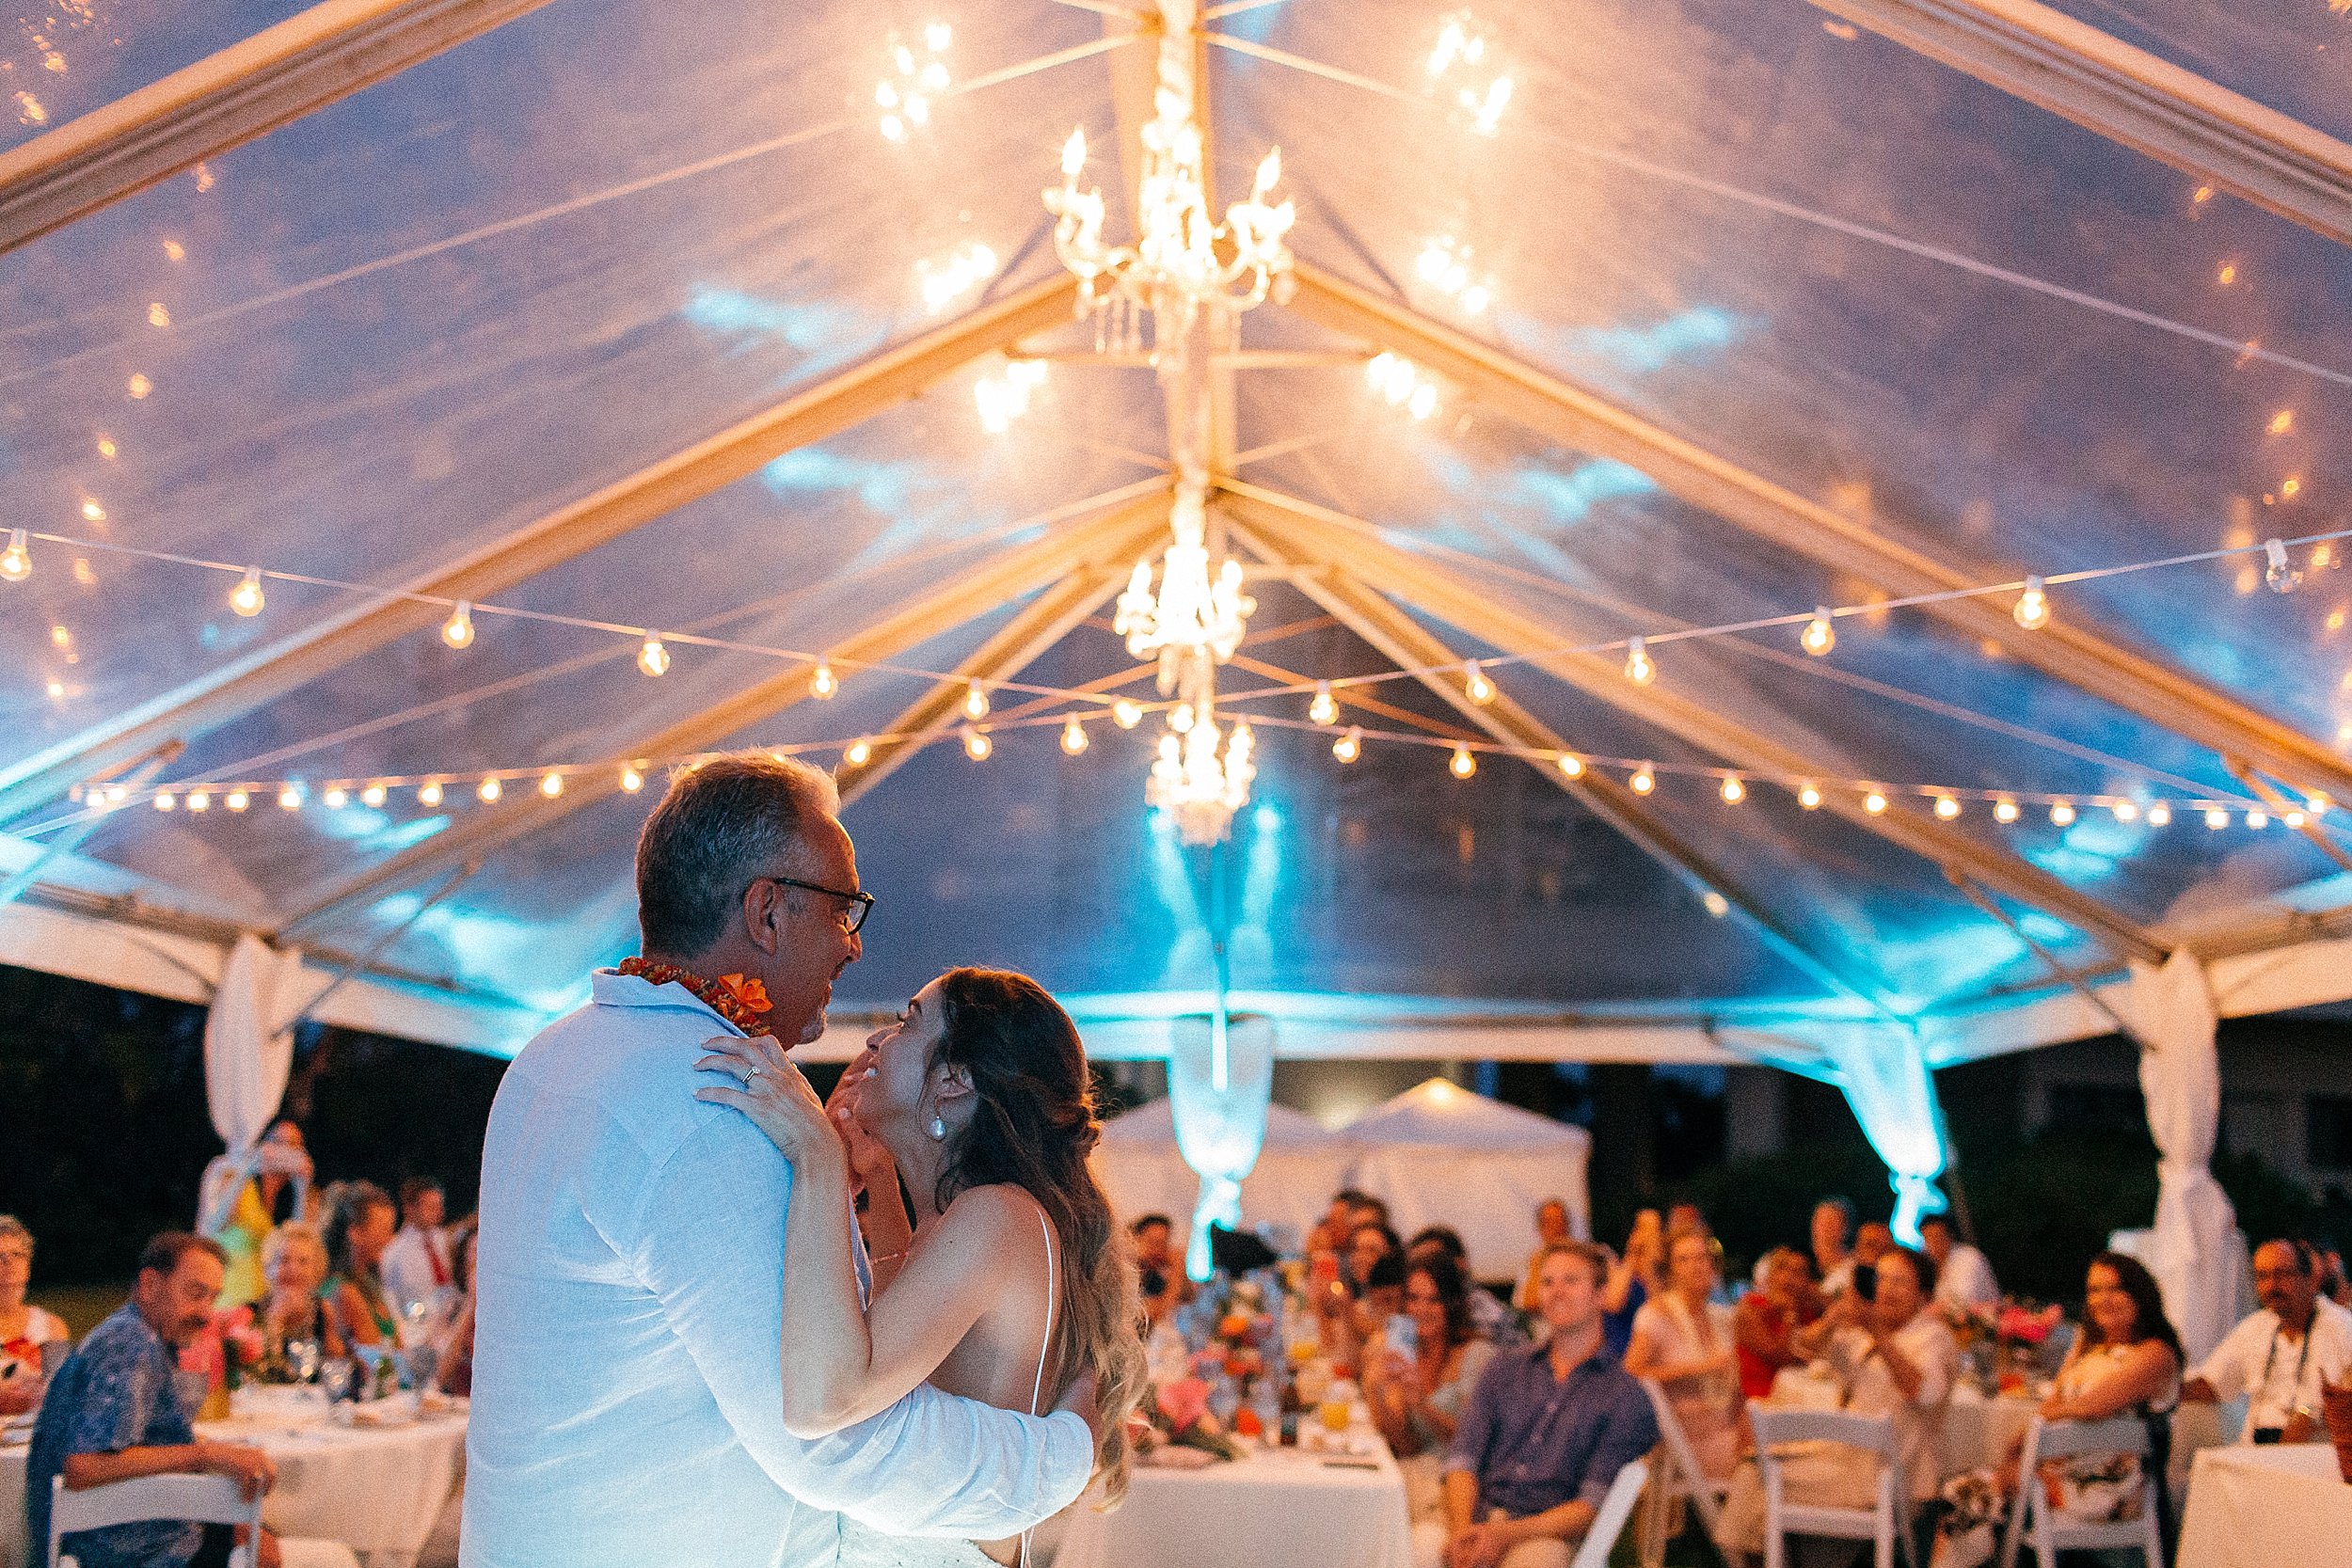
[276,491,1169,938]
[1808,0,2352,249]
[0,276,1082,827]
[1280,263,2352,809]
[0,0,562,256]
[1221,485,2167,963]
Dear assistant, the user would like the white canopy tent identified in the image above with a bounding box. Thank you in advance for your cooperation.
[1092,1093,1354,1259]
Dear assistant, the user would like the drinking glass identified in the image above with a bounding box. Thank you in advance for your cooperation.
[320,1356,356,1403]
[286,1338,321,1387]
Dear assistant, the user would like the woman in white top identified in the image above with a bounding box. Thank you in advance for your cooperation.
[698,967,1145,1568]
[0,1215,69,1416]
[1625,1229,1741,1478]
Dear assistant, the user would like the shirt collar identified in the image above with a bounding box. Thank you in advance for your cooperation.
[1527,1330,1611,1376]
[590,968,739,1030]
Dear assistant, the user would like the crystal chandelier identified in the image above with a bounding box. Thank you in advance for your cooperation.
[1113,477,1254,689]
[1150,704,1257,848]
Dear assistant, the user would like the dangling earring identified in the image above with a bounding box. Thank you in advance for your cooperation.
[928,1114,946,1142]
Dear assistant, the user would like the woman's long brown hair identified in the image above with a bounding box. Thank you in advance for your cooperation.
[930,967,1145,1501]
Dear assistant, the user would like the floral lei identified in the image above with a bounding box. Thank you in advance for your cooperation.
[614,958,776,1038]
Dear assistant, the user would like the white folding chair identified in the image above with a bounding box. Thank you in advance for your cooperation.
[1636,1377,1729,1568]
[49,1471,261,1568]
[1996,1416,2163,1568]
[1747,1402,1906,1568]
[1568,1459,1650,1568]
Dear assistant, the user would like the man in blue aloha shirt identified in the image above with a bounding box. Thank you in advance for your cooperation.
[26,1232,281,1568]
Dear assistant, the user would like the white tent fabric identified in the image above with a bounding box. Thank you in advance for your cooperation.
[1093,1093,1352,1259]
[195,934,310,1234]
[2122,950,2240,1363]
[1815,1024,1951,1247]
[1340,1079,1592,1283]
[1165,1012,1278,1280]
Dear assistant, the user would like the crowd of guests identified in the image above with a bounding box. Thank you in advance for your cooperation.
[4,1124,479,1568]
[1208,1186,2351,1568]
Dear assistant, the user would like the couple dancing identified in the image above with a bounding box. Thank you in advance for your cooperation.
[463,754,1143,1567]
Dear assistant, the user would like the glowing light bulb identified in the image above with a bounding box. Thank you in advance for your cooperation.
[2111,799,2139,822]
[187,790,210,813]
[0,531,29,582]
[1934,795,1961,819]
[1111,698,1142,730]
[1450,744,1478,779]
[147,302,169,328]
[810,658,838,699]
[1168,703,1195,735]
[2246,808,2269,829]
[350,784,380,808]
[2205,806,2229,830]
[1557,753,1584,778]
[1061,127,1088,179]
[962,681,990,721]
[620,765,645,792]
[1309,681,1339,726]
[1630,764,1656,795]
[154,791,176,812]
[540,772,564,798]
[323,786,348,808]
[79,497,104,522]
[1801,608,1836,657]
[1799,784,1823,811]
[638,634,670,677]
[2306,793,2329,816]
[276,786,299,811]
[2146,802,2172,826]
[2284,810,2307,829]
[1994,798,2019,823]
[229,568,265,617]
[1863,790,1888,815]
[2012,575,2050,630]
[1623,636,1655,686]
[1720,775,1745,804]
[962,727,992,761]
[1333,726,1362,763]
[1464,661,1496,705]
[478,777,502,802]
[925,22,952,52]
[2050,800,2075,826]
[225,790,249,812]
[418,782,443,806]
[1061,717,1089,755]
[1702,891,1730,918]
[96,436,118,460]
[441,601,474,649]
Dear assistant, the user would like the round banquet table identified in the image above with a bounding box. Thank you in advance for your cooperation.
[2175,1443,2350,1568]
[1047,1437,1414,1568]
[1,1392,465,1568]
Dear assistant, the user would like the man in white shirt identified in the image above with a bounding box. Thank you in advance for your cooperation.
[379,1177,452,1328]
[2182,1237,2352,1444]
[464,755,1097,1568]
[1918,1215,1998,1315]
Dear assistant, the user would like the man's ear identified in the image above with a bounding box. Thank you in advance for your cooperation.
[741,879,782,956]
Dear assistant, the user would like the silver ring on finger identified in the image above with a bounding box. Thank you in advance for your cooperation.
[746,1065,764,1081]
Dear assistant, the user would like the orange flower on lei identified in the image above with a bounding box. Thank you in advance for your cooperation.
[715,974,771,1015]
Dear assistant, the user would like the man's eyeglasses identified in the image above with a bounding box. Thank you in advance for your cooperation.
[757,874,875,935]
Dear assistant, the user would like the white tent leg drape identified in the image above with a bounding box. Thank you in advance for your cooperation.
[2122,949,2239,1363]
[1816,1024,1951,1246]
[1167,1012,1277,1280]
[195,933,310,1235]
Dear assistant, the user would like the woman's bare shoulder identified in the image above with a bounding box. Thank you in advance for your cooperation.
[937,1182,1048,1241]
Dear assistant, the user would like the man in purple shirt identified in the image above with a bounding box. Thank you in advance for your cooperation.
[1442,1242,1658,1568]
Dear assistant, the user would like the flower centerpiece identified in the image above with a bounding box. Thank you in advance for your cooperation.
[1993,1302,2063,1394]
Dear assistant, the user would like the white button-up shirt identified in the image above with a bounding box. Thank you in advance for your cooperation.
[2192,1296,2352,1435]
[462,972,1093,1567]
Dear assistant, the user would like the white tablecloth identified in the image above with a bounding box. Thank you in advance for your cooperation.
[1050,1441,1413,1568]
[2176,1444,2350,1568]
[2,1397,464,1568]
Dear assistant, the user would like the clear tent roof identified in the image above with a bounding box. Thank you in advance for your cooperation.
[3,0,2349,1051]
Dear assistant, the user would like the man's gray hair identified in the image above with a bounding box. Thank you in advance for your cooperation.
[635,752,841,957]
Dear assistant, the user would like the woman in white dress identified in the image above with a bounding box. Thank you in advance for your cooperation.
[1625,1230,1741,1479]
[0,1215,71,1416]
[697,967,1144,1567]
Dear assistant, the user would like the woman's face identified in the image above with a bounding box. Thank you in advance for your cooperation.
[2085,1263,2137,1341]
[1669,1235,1716,1298]
[0,1232,30,1304]
[1405,1269,1449,1347]
[1768,1250,1810,1300]
[1628,1210,1662,1260]
[860,976,952,1145]
[353,1202,397,1267]
[1349,1225,1391,1282]
[1871,1253,1925,1326]
[270,1236,326,1297]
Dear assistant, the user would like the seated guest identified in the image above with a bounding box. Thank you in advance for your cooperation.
[1597,1210,1663,1359]
[26,1232,286,1568]
[378,1178,453,1331]
[1128,1213,1192,1324]
[2323,1245,2351,1309]
[1,1214,70,1416]
[1918,1215,1997,1315]
[1410,1227,1521,1348]
[254,1224,343,1375]
[1516,1199,1575,1312]
[320,1181,399,1349]
[1663,1202,1708,1245]
[1717,1245,1958,1564]
[1853,1220,1894,1272]
[1810,1196,1857,1297]
[1436,1242,1657,1568]
[1734,1246,1816,1403]
[2181,1236,2352,1444]
[1351,1221,1406,1292]
[437,1222,479,1398]
[1372,1256,1500,1552]
[1931,1253,2180,1568]
[1626,1231,1740,1480]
